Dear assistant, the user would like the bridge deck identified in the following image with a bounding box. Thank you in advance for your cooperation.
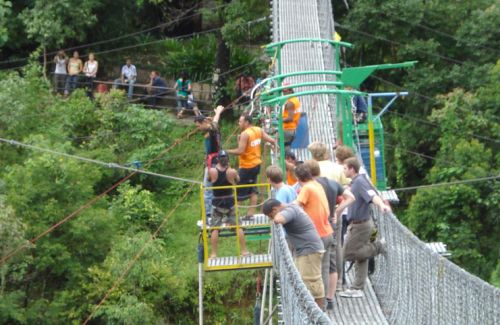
[328,275,388,325]
[274,0,389,323]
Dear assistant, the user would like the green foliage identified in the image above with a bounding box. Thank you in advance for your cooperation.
[337,0,500,285]
[220,0,269,48]
[20,0,100,48]
[110,183,164,232]
[0,0,11,48]
[85,232,181,324]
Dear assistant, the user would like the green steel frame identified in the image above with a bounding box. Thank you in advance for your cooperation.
[259,37,416,188]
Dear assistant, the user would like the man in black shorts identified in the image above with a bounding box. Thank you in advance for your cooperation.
[227,114,275,217]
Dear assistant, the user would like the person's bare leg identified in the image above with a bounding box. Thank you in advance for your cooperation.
[246,192,258,216]
[327,272,338,300]
[210,230,219,258]
[238,229,250,255]
[315,297,325,310]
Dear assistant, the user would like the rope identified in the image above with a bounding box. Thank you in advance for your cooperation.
[392,175,499,192]
[1,17,269,71]
[335,22,465,65]
[83,117,241,323]
[0,3,232,66]
[0,129,197,266]
[82,180,199,325]
[0,137,202,185]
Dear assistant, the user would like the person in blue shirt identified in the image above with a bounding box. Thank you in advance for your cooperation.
[147,71,167,107]
[265,165,297,204]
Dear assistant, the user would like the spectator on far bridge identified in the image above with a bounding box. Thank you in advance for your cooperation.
[53,50,67,94]
[174,71,191,119]
[263,199,326,310]
[113,58,137,100]
[64,51,83,96]
[146,70,167,107]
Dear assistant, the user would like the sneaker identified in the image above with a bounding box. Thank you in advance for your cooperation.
[339,289,364,298]
[326,299,334,310]
[378,238,388,257]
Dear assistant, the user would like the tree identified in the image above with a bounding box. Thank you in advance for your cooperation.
[0,0,11,49]
[20,0,100,77]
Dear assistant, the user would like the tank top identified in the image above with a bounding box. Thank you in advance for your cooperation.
[283,97,301,131]
[212,167,234,208]
[68,59,81,75]
[239,126,262,169]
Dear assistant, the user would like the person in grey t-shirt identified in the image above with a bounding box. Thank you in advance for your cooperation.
[263,199,326,309]
[340,157,391,299]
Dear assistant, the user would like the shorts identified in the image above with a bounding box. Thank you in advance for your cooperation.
[329,239,337,273]
[210,205,236,227]
[295,252,325,299]
[237,165,260,201]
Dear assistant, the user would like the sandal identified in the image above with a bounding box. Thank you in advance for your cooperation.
[241,251,253,257]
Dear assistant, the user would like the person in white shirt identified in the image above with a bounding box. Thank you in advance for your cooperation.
[53,50,67,94]
[113,58,137,99]
[83,53,98,98]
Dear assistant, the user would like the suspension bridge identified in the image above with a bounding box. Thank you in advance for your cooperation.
[198,0,500,324]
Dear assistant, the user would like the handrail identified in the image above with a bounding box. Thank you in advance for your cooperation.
[264,38,353,50]
[261,89,364,106]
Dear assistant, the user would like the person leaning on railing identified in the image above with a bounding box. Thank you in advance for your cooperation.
[263,199,326,310]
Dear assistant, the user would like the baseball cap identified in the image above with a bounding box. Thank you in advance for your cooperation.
[218,150,228,158]
[194,115,206,123]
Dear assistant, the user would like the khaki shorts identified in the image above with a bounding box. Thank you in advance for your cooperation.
[295,252,325,299]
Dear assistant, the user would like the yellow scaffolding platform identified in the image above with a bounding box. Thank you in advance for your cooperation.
[199,183,273,272]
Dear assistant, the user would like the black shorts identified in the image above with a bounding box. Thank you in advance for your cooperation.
[237,165,260,201]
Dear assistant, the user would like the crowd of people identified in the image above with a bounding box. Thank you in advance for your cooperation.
[195,78,388,312]
[263,141,391,310]
[52,52,201,116]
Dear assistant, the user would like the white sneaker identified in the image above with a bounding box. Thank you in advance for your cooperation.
[339,289,364,298]
[378,238,388,257]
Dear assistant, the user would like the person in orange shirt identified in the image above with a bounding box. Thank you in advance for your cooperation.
[285,149,298,185]
[294,163,334,308]
[227,114,276,217]
[282,83,301,147]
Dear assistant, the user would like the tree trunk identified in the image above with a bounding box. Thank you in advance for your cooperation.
[213,31,231,108]
[43,46,47,80]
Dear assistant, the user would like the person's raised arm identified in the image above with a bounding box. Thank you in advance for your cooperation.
[226,132,248,155]
[213,105,224,124]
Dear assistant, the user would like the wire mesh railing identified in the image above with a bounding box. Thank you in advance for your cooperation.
[272,223,331,324]
[371,210,500,325]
